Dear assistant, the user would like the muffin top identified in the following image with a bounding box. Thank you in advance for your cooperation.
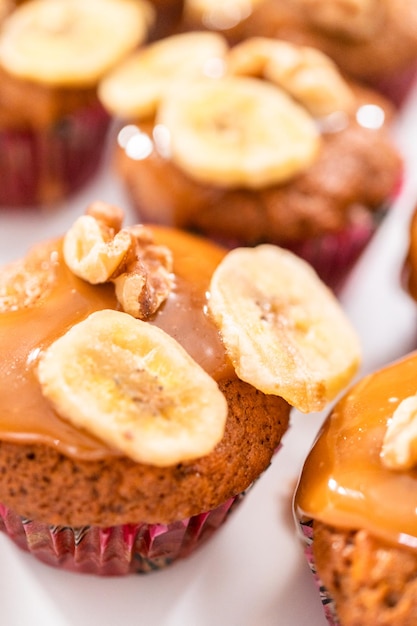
[100,33,402,243]
[0,0,155,128]
[295,351,417,552]
[0,201,361,463]
[0,0,154,87]
[0,203,230,462]
[99,32,358,190]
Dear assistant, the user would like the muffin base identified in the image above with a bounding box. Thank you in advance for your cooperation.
[0,102,110,208]
[372,62,417,108]
[0,494,245,576]
[299,518,417,625]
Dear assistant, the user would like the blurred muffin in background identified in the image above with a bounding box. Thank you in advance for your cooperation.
[99,32,402,291]
[181,0,417,106]
[0,0,154,208]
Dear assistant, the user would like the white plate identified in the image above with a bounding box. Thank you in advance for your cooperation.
[1,82,417,626]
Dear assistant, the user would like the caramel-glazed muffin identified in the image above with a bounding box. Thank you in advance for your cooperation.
[295,352,417,625]
[0,210,287,527]
[0,201,360,574]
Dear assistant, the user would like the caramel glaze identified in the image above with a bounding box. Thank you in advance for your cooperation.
[295,352,417,552]
[0,226,234,460]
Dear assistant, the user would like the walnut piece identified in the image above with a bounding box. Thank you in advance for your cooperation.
[112,224,174,319]
[63,202,173,319]
[381,395,417,470]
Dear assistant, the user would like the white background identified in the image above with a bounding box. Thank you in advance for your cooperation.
[0,79,417,625]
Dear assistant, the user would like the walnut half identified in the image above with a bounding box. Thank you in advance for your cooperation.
[63,201,173,319]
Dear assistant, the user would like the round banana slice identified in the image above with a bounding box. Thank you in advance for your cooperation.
[37,310,228,467]
[98,31,229,119]
[0,0,154,86]
[227,37,355,118]
[208,245,361,413]
[157,76,321,189]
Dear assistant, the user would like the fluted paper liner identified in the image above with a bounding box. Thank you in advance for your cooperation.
[300,519,340,626]
[0,102,110,207]
[0,494,245,576]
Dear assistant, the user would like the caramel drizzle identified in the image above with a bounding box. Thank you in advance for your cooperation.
[0,228,231,459]
[295,352,417,551]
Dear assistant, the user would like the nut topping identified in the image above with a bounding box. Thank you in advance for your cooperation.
[64,202,173,319]
[381,395,417,470]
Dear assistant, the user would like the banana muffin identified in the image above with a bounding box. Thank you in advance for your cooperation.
[182,0,417,106]
[0,0,154,207]
[0,200,360,575]
[99,32,402,291]
[295,352,417,625]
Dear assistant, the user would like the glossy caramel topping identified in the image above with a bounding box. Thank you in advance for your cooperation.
[295,352,417,551]
[0,226,232,459]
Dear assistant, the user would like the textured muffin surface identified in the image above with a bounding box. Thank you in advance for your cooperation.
[313,522,417,626]
[0,378,289,526]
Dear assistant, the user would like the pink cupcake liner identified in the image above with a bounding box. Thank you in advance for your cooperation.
[0,101,111,208]
[208,205,387,293]
[371,62,417,108]
[284,210,385,293]
[300,519,340,626]
[0,493,245,576]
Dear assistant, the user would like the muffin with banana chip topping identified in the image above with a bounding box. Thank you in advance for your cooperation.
[182,0,417,106]
[0,0,154,207]
[99,32,402,291]
[0,201,360,575]
[294,352,417,625]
